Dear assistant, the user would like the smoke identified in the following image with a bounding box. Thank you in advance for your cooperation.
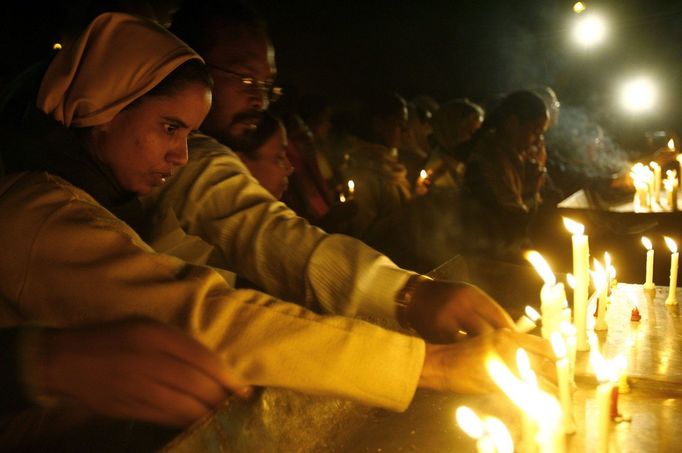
[546,105,631,179]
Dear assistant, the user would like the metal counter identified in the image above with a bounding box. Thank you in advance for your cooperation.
[164,258,682,452]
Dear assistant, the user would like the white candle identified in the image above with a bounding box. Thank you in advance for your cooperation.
[593,259,608,331]
[641,236,655,289]
[560,321,577,383]
[517,349,538,452]
[525,251,567,339]
[551,332,576,434]
[596,380,613,453]
[564,218,590,351]
[664,237,678,305]
[650,161,661,204]
[516,305,541,333]
[591,350,618,453]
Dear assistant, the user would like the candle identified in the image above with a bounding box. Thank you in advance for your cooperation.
[664,236,678,305]
[560,321,577,382]
[664,170,678,211]
[641,236,655,289]
[563,218,590,351]
[347,179,355,196]
[592,259,608,331]
[487,356,565,453]
[517,349,538,452]
[669,138,676,152]
[604,252,613,296]
[516,305,541,333]
[591,350,618,453]
[525,251,567,339]
[455,406,513,453]
[551,332,576,434]
[650,161,662,205]
[339,193,347,203]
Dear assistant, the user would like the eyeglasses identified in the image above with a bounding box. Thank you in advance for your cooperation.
[207,64,282,102]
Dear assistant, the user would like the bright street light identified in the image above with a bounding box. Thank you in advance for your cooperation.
[572,13,607,47]
[619,77,658,113]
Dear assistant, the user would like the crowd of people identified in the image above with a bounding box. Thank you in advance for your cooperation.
[0,1,562,450]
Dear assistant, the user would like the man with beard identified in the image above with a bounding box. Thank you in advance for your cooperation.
[143,1,531,356]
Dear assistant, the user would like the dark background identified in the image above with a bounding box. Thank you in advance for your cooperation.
[2,0,682,145]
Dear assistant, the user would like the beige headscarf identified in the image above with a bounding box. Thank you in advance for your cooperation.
[37,12,203,128]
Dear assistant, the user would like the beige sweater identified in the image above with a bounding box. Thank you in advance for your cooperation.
[144,132,416,319]
[0,172,424,411]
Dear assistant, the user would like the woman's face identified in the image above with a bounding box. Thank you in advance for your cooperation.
[240,126,293,199]
[89,83,212,195]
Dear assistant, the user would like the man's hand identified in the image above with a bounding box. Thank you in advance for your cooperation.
[39,319,252,427]
[404,279,515,343]
[418,329,556,394]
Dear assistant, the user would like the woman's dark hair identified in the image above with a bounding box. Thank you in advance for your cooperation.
[126,59,212,109]
[239,111,283,159]
[481,90,547,131]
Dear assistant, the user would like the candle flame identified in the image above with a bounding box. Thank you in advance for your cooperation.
[551,332,567,359]
[52,42,63,50]
[487,356,561,423]
[604,252,611,268]
[641,236,652,250]
[573,2,586,14]
[419,169,428,180]
[563,217,585,235]
[524,305,541,322]
[664,236,678,253]
[455,406,484,439]
[649,161,660,170]
[516,348,535,382]
[589,346,619,382]
[339,193,346,203]
[559,321,577,336]
[347,179,355,193]
[483,417,514,453]
[591,258,607,292]
[566,273,576,289]
[525,250,557,286]
[669,138,676,151]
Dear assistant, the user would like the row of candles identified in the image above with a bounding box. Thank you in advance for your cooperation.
[631,161,679,212]
[338,169,431,202]
[456,217,679,452]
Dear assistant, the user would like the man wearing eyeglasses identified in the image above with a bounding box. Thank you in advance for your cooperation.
[141,0,554,408]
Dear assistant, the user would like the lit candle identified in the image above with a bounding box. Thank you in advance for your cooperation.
[592,258,608,331]
[456,406,513,453]
[668,138,676,152]
[664,236,678,305]
[641,236,655,290]
[591,350,618,453]
[347,179,355,196]
[604,252,613,295]
[560,321,577,382]
[515,305,541,333]
[650,161,661,205]
[487,356,565,453]
[517,349,538,452]
[526,251,568,339]
[564,218,590,351]
[339,193,347,203]
[551,332,576,434]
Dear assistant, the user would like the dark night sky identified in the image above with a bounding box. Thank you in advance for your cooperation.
[2,0,682,134]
